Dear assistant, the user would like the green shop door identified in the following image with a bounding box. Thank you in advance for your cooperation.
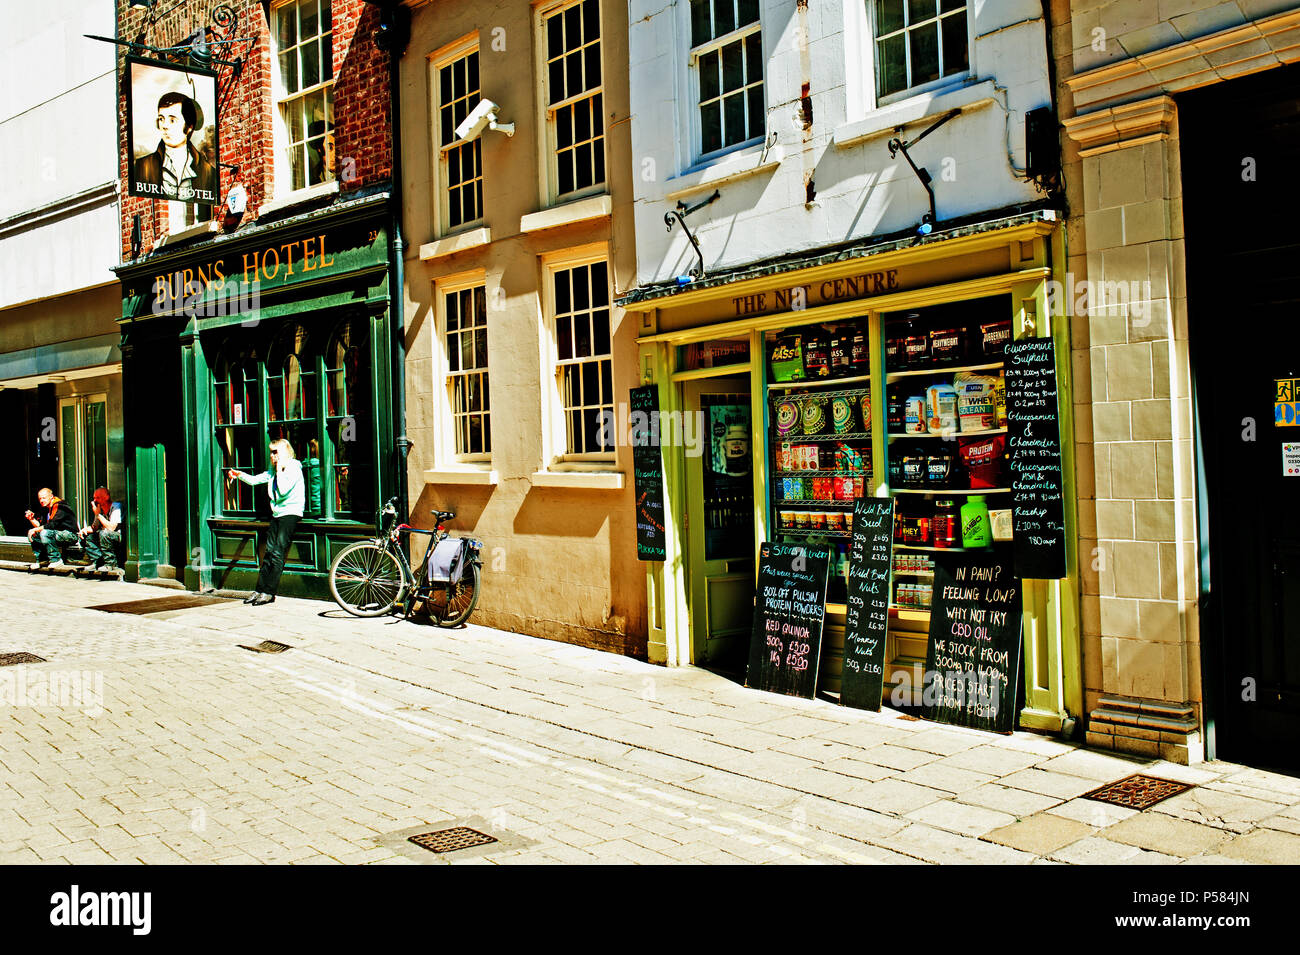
[684,379,756,670]
[133,443,168,579]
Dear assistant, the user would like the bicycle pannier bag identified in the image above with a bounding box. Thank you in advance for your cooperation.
[428,538,468,584]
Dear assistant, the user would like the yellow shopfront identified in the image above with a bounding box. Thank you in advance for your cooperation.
[623,211,1083,734]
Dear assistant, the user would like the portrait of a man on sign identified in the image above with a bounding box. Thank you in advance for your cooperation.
[126,58,219,204]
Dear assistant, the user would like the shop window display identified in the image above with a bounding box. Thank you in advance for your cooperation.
[765,320,872,604]
[884,294,1013,612]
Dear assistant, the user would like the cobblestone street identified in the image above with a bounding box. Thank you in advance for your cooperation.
[2,569,1298,866]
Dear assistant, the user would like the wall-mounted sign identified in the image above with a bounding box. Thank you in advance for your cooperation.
[126,57,219,204]
[1284,443,1300,477]
[1005,338,1067,579]
[731,269,900,317]
[629,385,666,561]
[1275,378,1300,426]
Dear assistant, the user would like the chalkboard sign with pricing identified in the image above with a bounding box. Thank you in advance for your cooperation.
[746,542,832,699]
[629,385,667,561]
[922,549,1023,733]
[840,497,894,711]
[1004,338,1067,579]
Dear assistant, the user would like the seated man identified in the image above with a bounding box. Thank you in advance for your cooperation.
[80,487,123,571]
[25,488,80,568]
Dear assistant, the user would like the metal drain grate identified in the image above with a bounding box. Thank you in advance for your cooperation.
[1084,774,1192,810]
[408,827,498,854]
[238,640,293,654]
[89,595,233,615]
[0,653,46,666]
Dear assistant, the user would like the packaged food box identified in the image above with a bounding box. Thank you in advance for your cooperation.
[768,334,805,382]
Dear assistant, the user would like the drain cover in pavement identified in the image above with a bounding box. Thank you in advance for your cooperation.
[1083,774,1191,810]
[239,640,293,654]
[408,827,498,854]
[88,595,233,614]
[0,653,46,666]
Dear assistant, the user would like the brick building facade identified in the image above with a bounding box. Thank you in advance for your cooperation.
[112,0,407,595]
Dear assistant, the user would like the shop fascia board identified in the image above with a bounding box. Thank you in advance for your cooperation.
[1064,6,1300,112]
[635,266,1051,347]
[113,191,391,280]
[620,212,1055,313]
[123,267,392,330]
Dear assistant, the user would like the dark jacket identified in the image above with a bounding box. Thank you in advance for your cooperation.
[133,140,219,203]
[40,498,79,534]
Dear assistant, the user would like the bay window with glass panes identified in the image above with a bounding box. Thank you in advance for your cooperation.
[689,0,764,160]
[210,314,373,521]
[542,0,606,201]
[550,258,613,460]
[872,0,968,103]
[273,0,335,193]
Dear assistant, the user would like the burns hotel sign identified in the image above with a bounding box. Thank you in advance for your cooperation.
[126,57,220,204]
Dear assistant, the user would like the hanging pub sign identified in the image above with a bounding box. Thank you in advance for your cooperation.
[1004,338,1068,579]
[840,497,894,712]
[922,550,1023,733]
[629,385,666,561]
[125,57,220,204]
[746,542,831,699]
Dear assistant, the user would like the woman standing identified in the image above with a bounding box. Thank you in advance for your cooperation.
[226,438,304,605]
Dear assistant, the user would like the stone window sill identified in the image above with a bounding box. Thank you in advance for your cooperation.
[424,466,499,486]
[259,179,340,217]
[665,143,783,202]
[519,194,611,233]
[832,79,998,149]
[419,226,492,261]
[531,470,624,490]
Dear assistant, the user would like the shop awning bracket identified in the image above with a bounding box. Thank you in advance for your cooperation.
[887,108,961,237]
[664,189,721,281]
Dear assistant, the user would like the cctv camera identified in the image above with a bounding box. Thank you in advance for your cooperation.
[455,98,515,142]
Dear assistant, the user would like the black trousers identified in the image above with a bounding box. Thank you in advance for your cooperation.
[256,515,300,595]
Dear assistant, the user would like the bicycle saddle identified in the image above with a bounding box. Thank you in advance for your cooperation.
[432,509,456,523]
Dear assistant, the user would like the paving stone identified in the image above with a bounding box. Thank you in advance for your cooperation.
[956,784,1062,818]
[857,744,940,771]
[998,769,1102,800]
[1046,798,1137,828]
[934,746,1045,777]
[1216,827,1300,865]
[1257,813,1300,837]
[983,813,1096,854]
[1036,749,1150,781]
[880,822,1033,865]
[1104,812,1232,858]
[899,763,996,794]
[845,779,948,814]
[904,800,1018,837]
[1049,836,1179,865]
[1152,787,1282,833]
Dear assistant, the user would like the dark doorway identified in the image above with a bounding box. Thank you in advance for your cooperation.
[1180,63,1300,770]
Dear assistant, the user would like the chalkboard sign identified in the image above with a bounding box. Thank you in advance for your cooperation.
[746,542,832,699]
[840,497,894,711]
[1004,338,1067,579]
[629,385,666,561]
[921,550,1023,733]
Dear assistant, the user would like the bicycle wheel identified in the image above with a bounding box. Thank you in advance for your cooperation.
[429,562,481,628]
[329,541,406,617]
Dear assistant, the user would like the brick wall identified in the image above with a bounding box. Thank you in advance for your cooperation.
[117,0,391,259]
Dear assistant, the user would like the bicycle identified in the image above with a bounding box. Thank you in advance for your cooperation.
[328,496,483,626]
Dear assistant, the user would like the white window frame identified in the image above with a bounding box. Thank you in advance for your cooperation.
[534,0,608,207]
[269,0,336,200]
[540,244,616,467]
[434,271,493,466]
[868,0,971,108]
[686,0,766,164]
[428,33,484,237]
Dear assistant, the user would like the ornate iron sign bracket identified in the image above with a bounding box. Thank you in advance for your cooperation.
[664,189,721,280]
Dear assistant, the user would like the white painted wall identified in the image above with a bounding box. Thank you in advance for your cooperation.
[627,0,1053,286]
[0,0,119,308]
